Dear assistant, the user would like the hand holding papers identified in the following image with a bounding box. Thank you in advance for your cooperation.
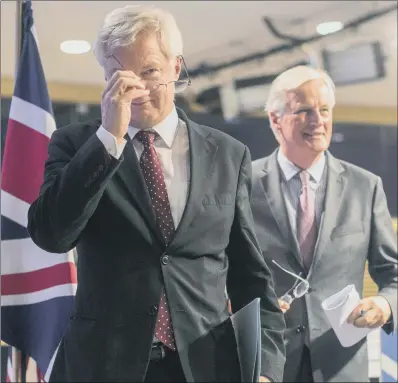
[321,284,376,347]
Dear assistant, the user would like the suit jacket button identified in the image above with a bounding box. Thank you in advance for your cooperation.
[161,255,170,265]
[149,305,158,316]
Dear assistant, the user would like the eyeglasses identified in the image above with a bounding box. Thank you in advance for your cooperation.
[106,54,192,94]
[272,260,311,305]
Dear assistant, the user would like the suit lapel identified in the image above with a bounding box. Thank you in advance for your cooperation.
[261,150,303,268]
[113,138,164,246]
[111,109,218,250]
[168,113,218,250]
[310,152,346,273]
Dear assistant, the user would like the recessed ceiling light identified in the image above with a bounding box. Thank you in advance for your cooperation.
[316,21,344,36]
[60,40,91,54]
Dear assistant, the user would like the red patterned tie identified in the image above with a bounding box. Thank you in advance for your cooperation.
[136,130,176,350]
[298,171,317,271]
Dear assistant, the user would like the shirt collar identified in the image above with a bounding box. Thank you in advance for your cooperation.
[277,148,326,183]
[128,106,179,148]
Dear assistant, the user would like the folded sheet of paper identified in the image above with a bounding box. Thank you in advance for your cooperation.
[321,284,376,347]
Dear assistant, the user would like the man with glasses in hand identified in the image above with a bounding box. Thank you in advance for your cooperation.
[27,4,285,383]
[250,65,397,382]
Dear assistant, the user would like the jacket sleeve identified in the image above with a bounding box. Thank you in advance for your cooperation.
[367,176,398,333]
[226,146,286,382]
[27,127,123,253]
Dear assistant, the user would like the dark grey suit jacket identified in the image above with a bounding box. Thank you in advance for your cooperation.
[27,109,286,382]
[251,149,397,382]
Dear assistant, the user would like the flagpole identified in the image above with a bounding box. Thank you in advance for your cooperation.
[15,0,22,76]
[13,4,24,380]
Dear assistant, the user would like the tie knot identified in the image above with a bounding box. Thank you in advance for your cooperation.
[136,130,157,147]
[299,170,311,186]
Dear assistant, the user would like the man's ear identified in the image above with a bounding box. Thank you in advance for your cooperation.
[269,111,280,131]
[174,56,182,80]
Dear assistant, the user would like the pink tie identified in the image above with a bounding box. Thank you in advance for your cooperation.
[136,130,176,350]
[298,171,317,271]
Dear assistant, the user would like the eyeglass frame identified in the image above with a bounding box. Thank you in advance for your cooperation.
[272,260,311,305]
[105,53,192,94]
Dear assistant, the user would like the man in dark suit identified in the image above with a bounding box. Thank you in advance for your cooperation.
[250,65,397,382]
[27,4,285,383]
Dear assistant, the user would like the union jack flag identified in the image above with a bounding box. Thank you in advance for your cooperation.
[1,1,77,381]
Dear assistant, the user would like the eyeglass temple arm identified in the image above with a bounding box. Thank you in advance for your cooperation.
[107,54,191,86]
[178,55,191,85]
[271,260,308,284]
[106,54,125,70]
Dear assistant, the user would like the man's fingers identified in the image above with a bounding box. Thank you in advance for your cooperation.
[278,300,290,313]
[108,77,146,98]
[119,88,150,103]
[227,300,232,314]
[353,311,371,327]
[105,80,149,106]
[103,70,139,96]
[103,71,144,99]
[367,320,383,329]
[347,308,361,324]
[358,309,383,328]
[353,308,382,328]
[347,301,372,324]
[347,306,363,324]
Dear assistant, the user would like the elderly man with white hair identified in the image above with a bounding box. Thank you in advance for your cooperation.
[27,4,286,383]
[250,65,397,382]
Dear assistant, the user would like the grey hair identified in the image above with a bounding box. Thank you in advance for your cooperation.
[93,4,183,67]
[265,65,336,118]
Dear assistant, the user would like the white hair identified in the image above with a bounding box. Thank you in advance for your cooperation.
[93,5,183,67]
[265,65,336,117]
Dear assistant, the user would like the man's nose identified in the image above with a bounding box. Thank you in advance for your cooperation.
[309,109,323,125]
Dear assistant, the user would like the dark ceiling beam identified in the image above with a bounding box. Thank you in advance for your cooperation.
[188,4,397,78]
[262,17,305,44]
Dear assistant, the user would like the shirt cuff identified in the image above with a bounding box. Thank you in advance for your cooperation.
[96,125,127,159]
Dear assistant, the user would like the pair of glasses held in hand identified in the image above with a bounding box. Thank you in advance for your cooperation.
[106,54,192,94]
[272,260,311,305]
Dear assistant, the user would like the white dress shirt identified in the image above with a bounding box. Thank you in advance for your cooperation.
[96,106,190,227]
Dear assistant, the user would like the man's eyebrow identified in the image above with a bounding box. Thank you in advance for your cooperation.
[141,62,161,69]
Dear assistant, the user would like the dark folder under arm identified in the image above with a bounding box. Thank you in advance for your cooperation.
[231,298,261,383]
[184,298,261,382]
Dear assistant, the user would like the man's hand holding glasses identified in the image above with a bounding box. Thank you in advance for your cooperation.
[278,299,291,313]
[272,260,311,314]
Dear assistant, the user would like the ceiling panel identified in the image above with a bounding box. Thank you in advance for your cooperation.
[1,1,396,85]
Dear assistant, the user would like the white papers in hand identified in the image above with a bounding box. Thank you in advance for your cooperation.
[321,284,375,347]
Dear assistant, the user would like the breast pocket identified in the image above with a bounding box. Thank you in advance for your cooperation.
[202,193,233,206]
[331,223,364,239]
